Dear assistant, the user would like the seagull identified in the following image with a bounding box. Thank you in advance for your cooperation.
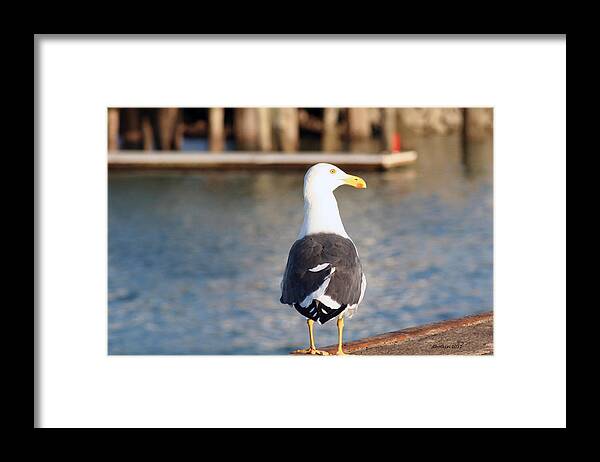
[280,163,367,355]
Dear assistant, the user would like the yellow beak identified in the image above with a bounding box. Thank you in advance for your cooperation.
[344,174,367,189]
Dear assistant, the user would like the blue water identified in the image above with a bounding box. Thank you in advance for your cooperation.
[108,134,493,354]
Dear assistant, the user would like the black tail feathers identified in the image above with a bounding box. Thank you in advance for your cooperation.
[294,300,347,324]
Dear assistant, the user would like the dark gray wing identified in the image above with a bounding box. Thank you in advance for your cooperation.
[280,233,363,307]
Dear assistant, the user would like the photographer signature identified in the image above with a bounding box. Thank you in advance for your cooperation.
[431,341,465,350]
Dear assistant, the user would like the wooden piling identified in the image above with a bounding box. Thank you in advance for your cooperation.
[209,108,225,152]
[348,108,371,140]
[142,115,154,150]
[462,108,469,152]
[257,108,272,152]
[108,108,120,151]
[322,108,340,152]
[278,108,299,152]
[464,108,494,140]
[234,108,259,150]
[157,108,181,151]
[174,115,184,151]
[121,108,144,150]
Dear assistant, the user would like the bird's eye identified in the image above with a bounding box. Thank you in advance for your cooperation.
[329,169,336,174]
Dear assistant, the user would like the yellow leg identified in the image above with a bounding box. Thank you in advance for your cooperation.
[293,319,329,355]
[335,316,347,355]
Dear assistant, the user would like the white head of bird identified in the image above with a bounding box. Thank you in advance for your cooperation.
[299,163,367,239]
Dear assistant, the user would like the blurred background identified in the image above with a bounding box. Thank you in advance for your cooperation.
[108,107,492,153]
[108,107,493,355]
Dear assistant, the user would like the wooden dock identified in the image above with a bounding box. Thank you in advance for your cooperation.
[107,151,418,171]
[292,311,493,356]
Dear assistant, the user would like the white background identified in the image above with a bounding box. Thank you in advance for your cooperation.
[36,36,566,428]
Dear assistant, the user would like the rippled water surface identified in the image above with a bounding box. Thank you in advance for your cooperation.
[108,135,493,354]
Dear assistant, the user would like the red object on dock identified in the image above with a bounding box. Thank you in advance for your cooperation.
[392,133,401,152]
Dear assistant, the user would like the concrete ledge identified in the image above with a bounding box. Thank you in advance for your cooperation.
[107,151,418,171]
[293,311,493,356]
